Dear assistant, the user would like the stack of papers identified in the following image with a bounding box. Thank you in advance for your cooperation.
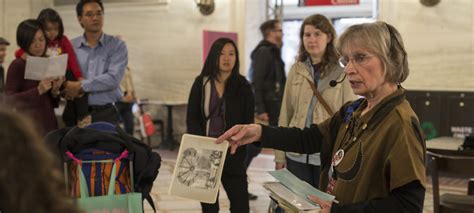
[264,169,336,213]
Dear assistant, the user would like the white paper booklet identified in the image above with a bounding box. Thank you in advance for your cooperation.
[169,134,229,204]
[24,54,68,80]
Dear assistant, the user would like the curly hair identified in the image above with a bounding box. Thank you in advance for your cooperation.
[0,107,81,213]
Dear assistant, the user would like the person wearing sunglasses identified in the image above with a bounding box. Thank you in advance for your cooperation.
[216,21,426,213]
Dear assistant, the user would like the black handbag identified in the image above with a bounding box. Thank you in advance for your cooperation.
[462,134,474,150]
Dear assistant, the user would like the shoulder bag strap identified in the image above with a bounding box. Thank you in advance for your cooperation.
[305,78,334,115]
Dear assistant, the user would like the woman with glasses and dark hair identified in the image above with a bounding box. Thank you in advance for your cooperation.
[274,14,357,188]
[186,37,254,213]
[216,21,426,212]
[4,19,64,135]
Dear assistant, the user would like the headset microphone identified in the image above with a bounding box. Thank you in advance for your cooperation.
[329,74,346,87]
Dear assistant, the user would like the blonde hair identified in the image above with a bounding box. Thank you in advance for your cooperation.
[336,21,409,84]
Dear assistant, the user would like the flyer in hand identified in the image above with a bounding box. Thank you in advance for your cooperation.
[24,54,68,80]
[168,134,229,203]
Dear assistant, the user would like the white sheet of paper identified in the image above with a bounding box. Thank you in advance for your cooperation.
[24,54,68,80]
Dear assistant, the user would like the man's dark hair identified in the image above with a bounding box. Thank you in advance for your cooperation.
[16,19,46,56]
[0,37,9,46]
[37,8,64,40]
[76,0,104,16]
[259,19,280,38]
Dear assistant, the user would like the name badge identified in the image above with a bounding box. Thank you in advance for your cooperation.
[333,149,345,167]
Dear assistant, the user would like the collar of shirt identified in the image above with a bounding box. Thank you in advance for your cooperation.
[76,33,105,48]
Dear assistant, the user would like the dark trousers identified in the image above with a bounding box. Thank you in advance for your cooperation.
[201,150,249,213]
[89,104,121,125]
[265,100,281,127]
[244,100,281,169]
[286,157,320,188]
[244,143,262,168]
[62,71,89,127]
[116,101,134,135]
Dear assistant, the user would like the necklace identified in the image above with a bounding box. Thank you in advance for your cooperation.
[329,114,369,180]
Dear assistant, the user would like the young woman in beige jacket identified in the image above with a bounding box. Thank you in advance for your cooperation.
[274,14,357,188]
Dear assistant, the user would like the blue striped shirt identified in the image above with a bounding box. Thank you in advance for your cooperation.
[72,33,128,105]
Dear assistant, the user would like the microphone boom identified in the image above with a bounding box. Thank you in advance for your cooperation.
[329,74,346,87]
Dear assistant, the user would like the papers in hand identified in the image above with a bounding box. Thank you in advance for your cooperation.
[264,169,337,212]
[169,134,229,204]
[24,54,68,80]
[265,182,320,212]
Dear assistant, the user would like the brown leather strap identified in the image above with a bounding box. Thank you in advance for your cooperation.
[306,78,334,115]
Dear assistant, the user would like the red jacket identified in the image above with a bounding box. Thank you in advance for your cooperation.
[15,35,83,79]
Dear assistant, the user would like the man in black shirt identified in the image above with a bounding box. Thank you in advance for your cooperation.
[245,19,286,200]
[249,19,285,126]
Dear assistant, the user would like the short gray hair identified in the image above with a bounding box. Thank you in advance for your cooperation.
[336,21,409,84]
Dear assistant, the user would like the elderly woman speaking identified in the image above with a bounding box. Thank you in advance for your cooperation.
[216,21,425,213]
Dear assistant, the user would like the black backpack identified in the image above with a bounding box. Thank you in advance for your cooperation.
[44,125,161,211]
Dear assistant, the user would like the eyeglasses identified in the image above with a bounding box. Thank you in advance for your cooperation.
[83,11,103,18]
[338,54,375,68]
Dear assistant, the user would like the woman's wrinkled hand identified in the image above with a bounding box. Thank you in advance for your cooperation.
[216,124,262,154]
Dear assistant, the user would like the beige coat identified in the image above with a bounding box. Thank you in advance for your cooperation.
[274,61,358,163]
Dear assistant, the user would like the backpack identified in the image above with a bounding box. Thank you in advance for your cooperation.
[45,124,161,211]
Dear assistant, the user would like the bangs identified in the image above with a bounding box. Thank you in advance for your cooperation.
[337,30,370,55]
[337,23,385,56]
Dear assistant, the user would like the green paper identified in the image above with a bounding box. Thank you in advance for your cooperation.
[269,169,336,203]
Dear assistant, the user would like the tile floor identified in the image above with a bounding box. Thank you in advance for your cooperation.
[145,149,469,213]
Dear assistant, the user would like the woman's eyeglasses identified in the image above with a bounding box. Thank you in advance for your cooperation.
[338,54,375,68]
